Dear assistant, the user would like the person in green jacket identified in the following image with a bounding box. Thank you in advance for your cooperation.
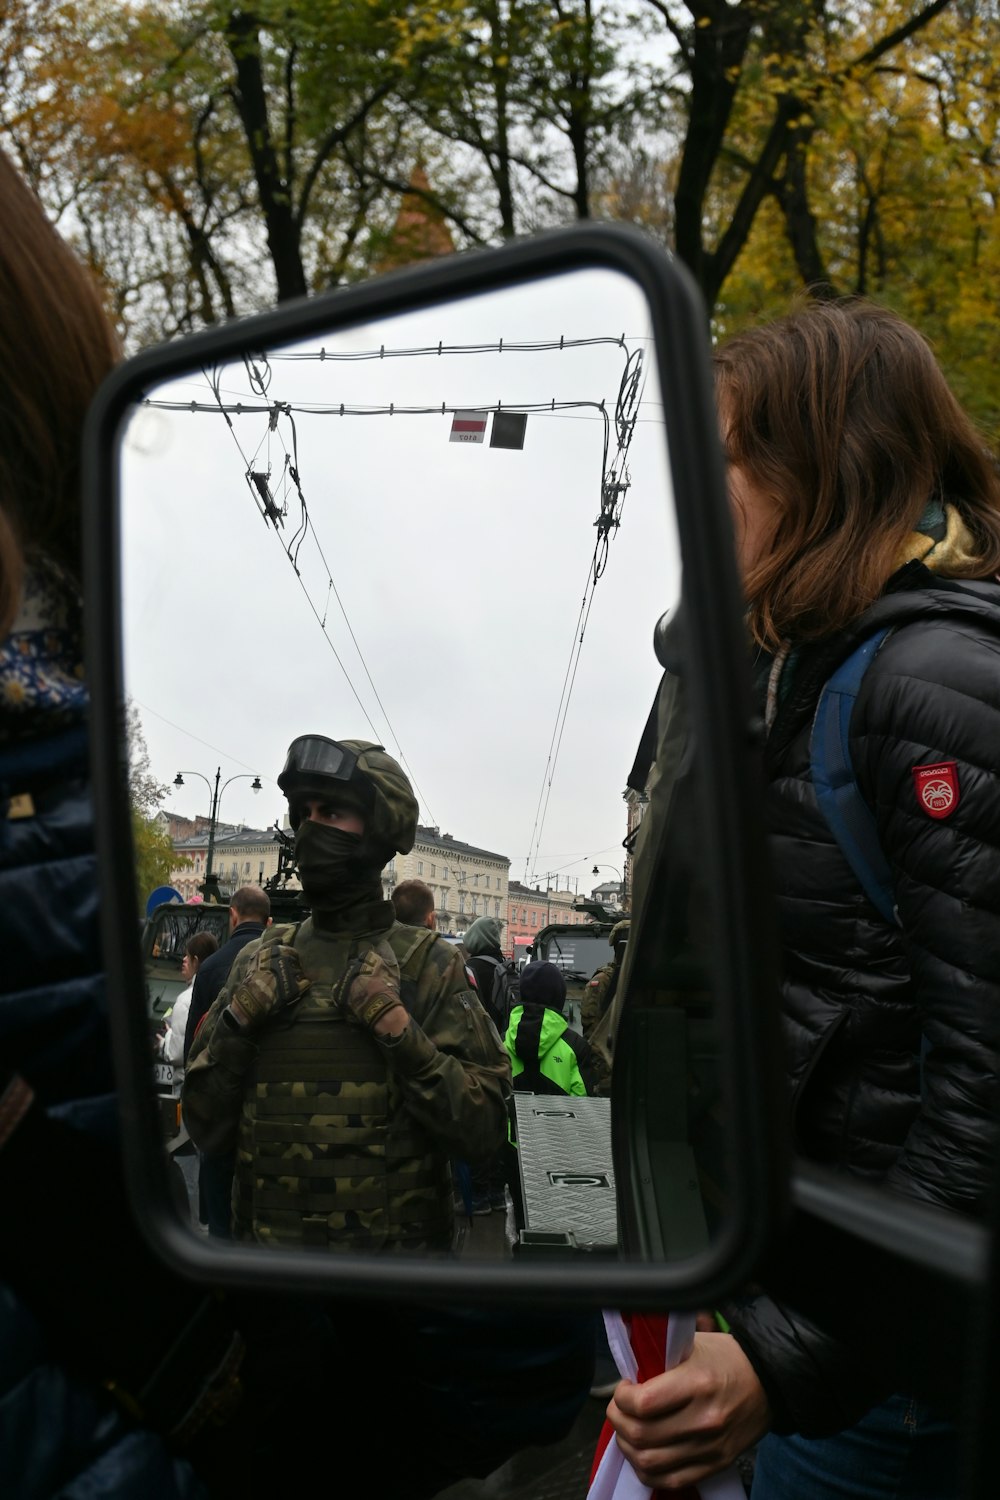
[504,961,599,1096]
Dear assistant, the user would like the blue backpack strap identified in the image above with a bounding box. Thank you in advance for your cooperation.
[810,627,900,927]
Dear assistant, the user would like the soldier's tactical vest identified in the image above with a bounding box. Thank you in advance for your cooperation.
[232,920,454,1254]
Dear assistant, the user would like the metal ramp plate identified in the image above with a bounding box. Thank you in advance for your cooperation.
[512,1093,618,1258]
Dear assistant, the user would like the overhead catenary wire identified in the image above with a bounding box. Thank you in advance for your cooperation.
[521,346,644,883]
[200,365,439,827]
[151,331,644,855]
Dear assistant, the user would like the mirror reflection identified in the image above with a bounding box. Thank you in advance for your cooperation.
[120,267,712,1265]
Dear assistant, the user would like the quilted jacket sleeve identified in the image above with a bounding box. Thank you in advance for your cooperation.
[852,616,1000,1215]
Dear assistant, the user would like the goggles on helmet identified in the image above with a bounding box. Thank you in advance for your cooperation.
[277,736,360,793]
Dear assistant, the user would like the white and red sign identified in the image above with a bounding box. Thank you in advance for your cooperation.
[449,410,487,444]
[912,760,960,819]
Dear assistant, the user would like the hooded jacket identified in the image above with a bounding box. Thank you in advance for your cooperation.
[463,916,509,1028]
[505,1004,598,1097]
[724,564,1000,1432]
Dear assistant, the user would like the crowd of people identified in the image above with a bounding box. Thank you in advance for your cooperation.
[2,133,998,1500]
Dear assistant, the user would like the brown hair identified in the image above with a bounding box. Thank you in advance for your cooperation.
[230,885,271,923]
[391,878,435,926]
[714,298,1000,649]
[0,149,120,636]
[185,930,219,965]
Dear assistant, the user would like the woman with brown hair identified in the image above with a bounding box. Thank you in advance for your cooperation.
[606,299,1000,1498]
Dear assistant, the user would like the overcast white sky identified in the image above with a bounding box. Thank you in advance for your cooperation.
[120,266,682,892]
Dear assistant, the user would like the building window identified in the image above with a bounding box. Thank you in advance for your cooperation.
[430,864,435,877]
[442,865,449,881]
[471,896,478,916]
[473,873,479,886]
[459,893,466,913]
[531,912,537,927]
[418,860,423,875]
[494,900,500,918]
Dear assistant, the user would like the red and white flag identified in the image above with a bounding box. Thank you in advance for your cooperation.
[450,410,487,444]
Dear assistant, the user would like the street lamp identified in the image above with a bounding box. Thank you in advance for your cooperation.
[174,766,262,900]
[592,863,624,910]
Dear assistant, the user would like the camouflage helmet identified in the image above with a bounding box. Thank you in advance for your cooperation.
[609,919,630,949]
[339,740,418,856]
[278,735,418,857]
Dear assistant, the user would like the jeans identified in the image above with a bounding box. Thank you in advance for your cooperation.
[751,1394,959,1499]
[199,1149,235,1238]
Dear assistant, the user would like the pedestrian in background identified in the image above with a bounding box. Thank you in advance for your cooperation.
[391,876,436,929]
[505,960,598,1097]
[157,929,219,1064]
[183,882,270,1238]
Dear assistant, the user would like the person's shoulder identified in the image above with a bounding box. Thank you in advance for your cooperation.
[390,926,481,1012]
[386,921,442,975]
[232,921,266,948]
[864,607,1000,705]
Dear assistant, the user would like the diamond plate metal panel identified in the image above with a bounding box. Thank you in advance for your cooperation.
[512,1093,618,1256]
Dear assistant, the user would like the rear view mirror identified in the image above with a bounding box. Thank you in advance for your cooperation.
[83,225,786,1305]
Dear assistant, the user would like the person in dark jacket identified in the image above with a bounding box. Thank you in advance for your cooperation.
[0,143,229,1500]
[182,884,271,1057]
[181,883,270,1238]
[459,914,513,1214]
[463,914,510,1029]
[505,960,598,1096]
[607,299,1000,1498]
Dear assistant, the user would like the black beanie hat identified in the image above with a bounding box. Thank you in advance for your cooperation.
[519,960,566,1010]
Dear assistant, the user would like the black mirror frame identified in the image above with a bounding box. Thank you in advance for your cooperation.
[82,222,788,1306]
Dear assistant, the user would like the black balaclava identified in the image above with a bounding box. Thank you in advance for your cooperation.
[292,820,390,930]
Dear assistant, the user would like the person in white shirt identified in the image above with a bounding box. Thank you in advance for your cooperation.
[158,930,219,1065]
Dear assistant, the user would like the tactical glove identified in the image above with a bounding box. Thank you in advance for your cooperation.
[342,949,406,1033]
[225,943,310,1032]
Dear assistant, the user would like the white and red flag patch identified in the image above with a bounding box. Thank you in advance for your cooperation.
[450,410,487,444]
[912,760,960,819]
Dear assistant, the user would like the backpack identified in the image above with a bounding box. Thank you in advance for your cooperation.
[810,626,900,926]
[477,954,521,1027]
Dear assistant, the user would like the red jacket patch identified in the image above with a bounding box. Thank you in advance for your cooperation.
[912,761,960,819]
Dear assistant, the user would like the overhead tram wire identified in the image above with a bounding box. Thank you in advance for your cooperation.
[521,345,644,884]
[201,363,439,828]
[156,333,644,848]
[267,335,635,363]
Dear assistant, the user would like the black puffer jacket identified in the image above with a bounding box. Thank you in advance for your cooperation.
[725,563,1000,1433]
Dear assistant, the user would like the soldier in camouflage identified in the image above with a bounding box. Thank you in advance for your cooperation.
[182,735,511,1253]
[581,919,630,1040]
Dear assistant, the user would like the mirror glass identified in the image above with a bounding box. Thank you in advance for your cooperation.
[118,266,728,1268]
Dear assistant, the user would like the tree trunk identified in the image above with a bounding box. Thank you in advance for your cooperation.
[225,10,306,302]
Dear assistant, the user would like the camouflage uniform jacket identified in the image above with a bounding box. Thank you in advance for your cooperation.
[581,962,615,1038]
[183,913,511,1252]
